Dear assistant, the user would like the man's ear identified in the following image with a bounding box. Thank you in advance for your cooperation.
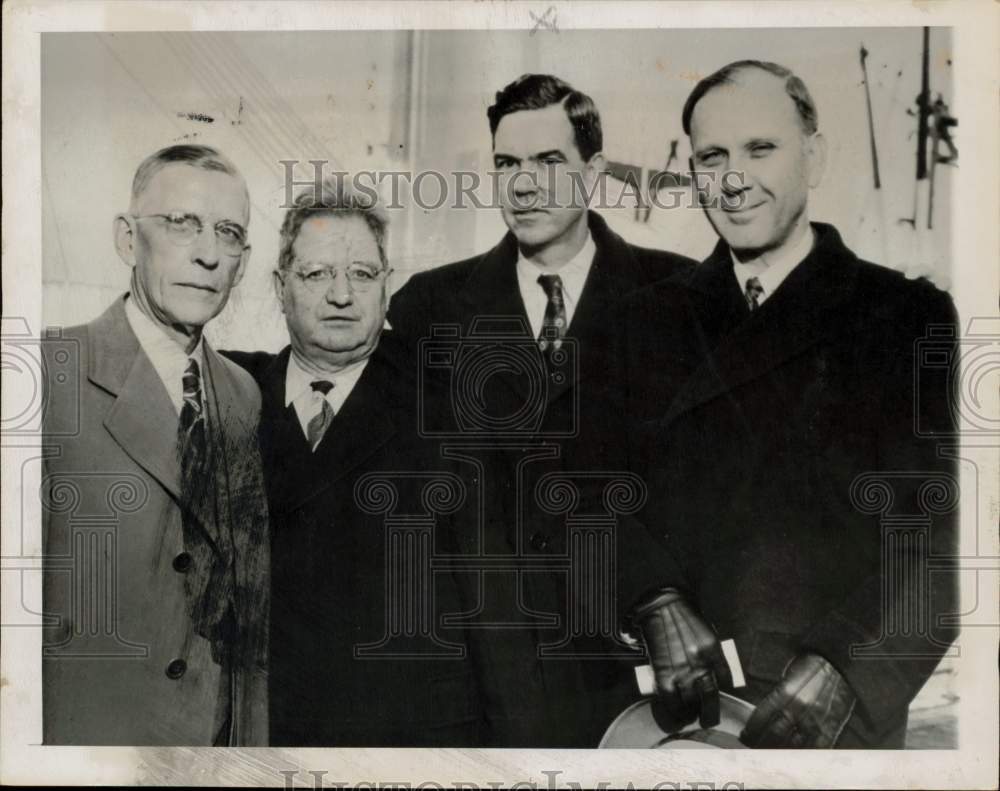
[232,245,251,288]
[113,214,137,267]
[806,133,828,189]
[272,267,287,315]
[582,152,606,205]
[587,151,607,174]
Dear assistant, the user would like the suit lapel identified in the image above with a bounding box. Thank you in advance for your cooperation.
[663,224,860,427]
[455,232,543,405]
[92,299,182,500]
[291,348,403,510]
[557,214,643,401]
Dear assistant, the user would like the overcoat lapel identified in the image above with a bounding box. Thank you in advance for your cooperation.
[92,299,182,500]
[309,356,401,497]
[558,216,643,401]
[263,346,404,512]
[456,233,541,405]
[662,224,861,427]
[457,212,640,406]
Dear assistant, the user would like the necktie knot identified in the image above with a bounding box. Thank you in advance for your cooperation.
[745,276,764,311]
[307,380,335,451]
[537,273,565,303]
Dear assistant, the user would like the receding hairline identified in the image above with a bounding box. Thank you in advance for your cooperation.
[684,61,819,138]
[128,148,250,219]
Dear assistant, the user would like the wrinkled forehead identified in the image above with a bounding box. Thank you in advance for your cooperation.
[134,163,250,225]
[690,70,803,145]
[291,213,382,264]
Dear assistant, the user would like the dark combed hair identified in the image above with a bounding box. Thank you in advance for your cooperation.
[487,73,603,161]
[681,60,819,137]
[278,175,388,271]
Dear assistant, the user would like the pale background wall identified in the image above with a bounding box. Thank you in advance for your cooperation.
[41,28,955,351]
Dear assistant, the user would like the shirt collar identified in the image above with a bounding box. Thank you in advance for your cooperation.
[516,231,596,303]
[124,293,203,412]
[731,225,815,300]
[284,349,369,407]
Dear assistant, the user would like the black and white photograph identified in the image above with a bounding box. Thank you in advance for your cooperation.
[2,1,997,788]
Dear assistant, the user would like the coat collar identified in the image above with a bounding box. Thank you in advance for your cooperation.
[92,296,256,503]
[91,297,183,499]
[662,223,861,426]
[263,341,405,512]
[454,211,640,405]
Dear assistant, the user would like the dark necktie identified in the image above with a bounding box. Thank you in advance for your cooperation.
[307,379,334,451]
[537,273,567,353]
[179,358,206,484]
[745,276,764,311]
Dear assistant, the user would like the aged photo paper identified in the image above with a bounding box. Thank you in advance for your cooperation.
[2,0,997,787]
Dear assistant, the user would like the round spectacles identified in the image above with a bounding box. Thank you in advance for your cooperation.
[135,212,247,256]
[287,263,388,293]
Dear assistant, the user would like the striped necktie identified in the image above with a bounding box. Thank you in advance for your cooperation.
[307,379,335,451]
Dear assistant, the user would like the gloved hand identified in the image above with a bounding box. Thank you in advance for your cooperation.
[740,652,857,748]
[632,588,733,728]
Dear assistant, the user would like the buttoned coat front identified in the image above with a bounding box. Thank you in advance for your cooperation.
[42,297,269,746]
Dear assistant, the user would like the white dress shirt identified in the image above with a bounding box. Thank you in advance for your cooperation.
[731,226,816,307]
[516,232,597,338]
[285,351,369,439]
[124,294,204,415]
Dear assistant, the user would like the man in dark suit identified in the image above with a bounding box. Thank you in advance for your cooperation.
[388,74,697,746]
[224,178,487,746]
[42,144,270,745]
[623,60,959,748]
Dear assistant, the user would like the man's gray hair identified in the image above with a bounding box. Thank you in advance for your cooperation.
[130,144,247,211]
[682,60,819,137]
[278,176,388,271]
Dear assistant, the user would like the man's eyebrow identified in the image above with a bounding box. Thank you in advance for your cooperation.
[493,152,520,163]
[531,149,568,160]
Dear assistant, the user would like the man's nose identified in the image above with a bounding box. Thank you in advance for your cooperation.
[191,227,221,270]
[324,272,354,306]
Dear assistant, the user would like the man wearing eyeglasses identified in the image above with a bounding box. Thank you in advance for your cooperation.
[41,144,270,745]
[223,177,488,746]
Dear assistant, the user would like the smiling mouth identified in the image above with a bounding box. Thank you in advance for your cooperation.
[722,202,764,215]
[176,283,218,293]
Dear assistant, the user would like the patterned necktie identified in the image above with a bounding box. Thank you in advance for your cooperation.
[307,379,334,451]
[179,358,205,475]
[745,276,764,311]
[537,274,567,353]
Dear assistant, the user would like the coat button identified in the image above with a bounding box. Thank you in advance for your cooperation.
[172,552,192,573]
[165,658,187,679]
[530,532,550,551]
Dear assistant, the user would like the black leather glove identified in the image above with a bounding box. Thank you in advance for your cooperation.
[632,588,733,728]
[741,653,857,748]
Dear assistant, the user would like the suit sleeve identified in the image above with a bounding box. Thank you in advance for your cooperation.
[802,284,960,729]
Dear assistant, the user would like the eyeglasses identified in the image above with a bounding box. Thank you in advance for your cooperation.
[134,212,247,256]
[286,262,388,293]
